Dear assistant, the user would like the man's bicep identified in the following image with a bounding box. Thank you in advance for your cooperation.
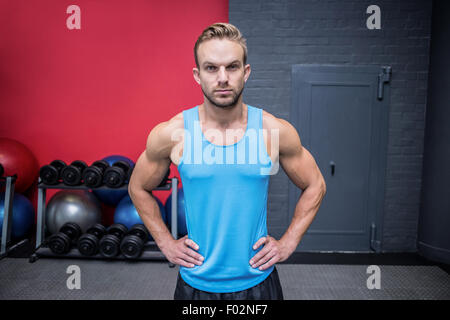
[129,124,171,192]
[279,121,323,191]
[280,146,323,190]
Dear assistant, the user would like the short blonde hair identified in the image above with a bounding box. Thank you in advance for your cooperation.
[194,22,248,68]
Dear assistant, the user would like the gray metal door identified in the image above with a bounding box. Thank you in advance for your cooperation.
[289,64,391,252]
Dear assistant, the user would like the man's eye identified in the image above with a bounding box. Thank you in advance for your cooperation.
[229,65,238,69]
[206,66,216,71]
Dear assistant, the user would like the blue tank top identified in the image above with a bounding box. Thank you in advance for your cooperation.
[177,104,274,293]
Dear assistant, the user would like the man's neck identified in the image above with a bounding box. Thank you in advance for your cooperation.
[200,101,247,129]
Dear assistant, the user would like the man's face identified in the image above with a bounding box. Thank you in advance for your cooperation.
[193,39,251,108]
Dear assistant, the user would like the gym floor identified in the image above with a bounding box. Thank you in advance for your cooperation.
[1,251,449,300]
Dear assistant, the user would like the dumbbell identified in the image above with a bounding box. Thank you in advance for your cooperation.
[103,160,133,188]
[99,223,128,258]
[61,160,88,186]
[82,160,110,188]
[158,168,171,187]
[77,223,107,256]
[39,160,67,185]
[48,222,82,255]
[120,224,150,259]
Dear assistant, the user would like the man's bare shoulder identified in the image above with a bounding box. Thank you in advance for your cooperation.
[262,109,301,154]
[262,109,291,131]
[149,112,184,142]
[146,111,184,159]
[163,112,184,133]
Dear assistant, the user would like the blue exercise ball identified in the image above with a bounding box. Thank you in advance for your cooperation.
[165,187,187,237]
[114,194,166,240]
[0,192,34,239]
[92,155,134,206]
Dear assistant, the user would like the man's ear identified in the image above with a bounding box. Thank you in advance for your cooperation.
[244,64,251,83]
[193,67,201,84]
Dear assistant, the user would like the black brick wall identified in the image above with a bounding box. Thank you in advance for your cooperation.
[230,0,432,251]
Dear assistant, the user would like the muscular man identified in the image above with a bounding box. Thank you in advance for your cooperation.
[128,23,326,300]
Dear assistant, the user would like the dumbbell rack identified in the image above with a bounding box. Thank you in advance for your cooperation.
[29,177,179,264]
[1,175,30,259]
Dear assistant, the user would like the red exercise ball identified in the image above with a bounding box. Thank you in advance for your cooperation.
[0,137,39,193]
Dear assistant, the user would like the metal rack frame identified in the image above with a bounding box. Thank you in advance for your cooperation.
[30,177,178,265]
[1,175,30,259]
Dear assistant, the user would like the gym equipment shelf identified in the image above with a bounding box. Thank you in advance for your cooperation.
[30,177,179,265]
[1,175,30,260]
[31,243,167,262]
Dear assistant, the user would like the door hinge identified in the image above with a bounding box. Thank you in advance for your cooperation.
[377,66,392,100]
[370,223,381,252]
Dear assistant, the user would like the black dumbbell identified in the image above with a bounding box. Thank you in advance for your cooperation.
[39,160,67,185]
[99,223,128,258]
[77,223,107,256]
[120,224,150,259]
[61,160,88,186]
[48,222,82,255]
[83,160,110,188]
[158,168,171,187]
[103,160,133,188]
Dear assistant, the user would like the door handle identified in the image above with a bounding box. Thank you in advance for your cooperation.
[377,66,392,100]
[330,161,335,176]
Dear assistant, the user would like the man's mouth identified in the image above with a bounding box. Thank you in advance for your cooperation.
[215,90,232,94]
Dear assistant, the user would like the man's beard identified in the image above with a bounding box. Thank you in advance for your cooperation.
[201,84,244,109]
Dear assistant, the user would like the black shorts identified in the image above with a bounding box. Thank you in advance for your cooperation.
[173,266,284,300]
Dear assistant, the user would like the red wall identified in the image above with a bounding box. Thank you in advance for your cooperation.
[0,0,228,222]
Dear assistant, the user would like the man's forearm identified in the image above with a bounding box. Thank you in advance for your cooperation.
[128,187,174,250]
[280,182,326,251]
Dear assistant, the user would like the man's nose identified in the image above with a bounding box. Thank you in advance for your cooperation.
[217,66,228,83]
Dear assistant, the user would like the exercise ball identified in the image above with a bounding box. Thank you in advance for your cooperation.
[0,138,39,193]
[45,190,102,234]
[114,194,166,240]
[0,192,34,239]
[165,187,187,237]
[92,155,134,206]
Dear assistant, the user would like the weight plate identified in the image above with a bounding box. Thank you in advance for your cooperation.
[61,166,82,185]
[48,233,71,255]
[71,160,88,171]
[77,234,98,256]
[60,222,82,240]
[86,224,106,239]
[112,160,131,173]
[107,223,128,238]
[120,235,144,259]
[40,165,59,185]
[103,167,124,188]
[92,160,109,172]
[49,160,67,172]
[99,235,120,258]
[128,224,149,240]
[83,167,103,187]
